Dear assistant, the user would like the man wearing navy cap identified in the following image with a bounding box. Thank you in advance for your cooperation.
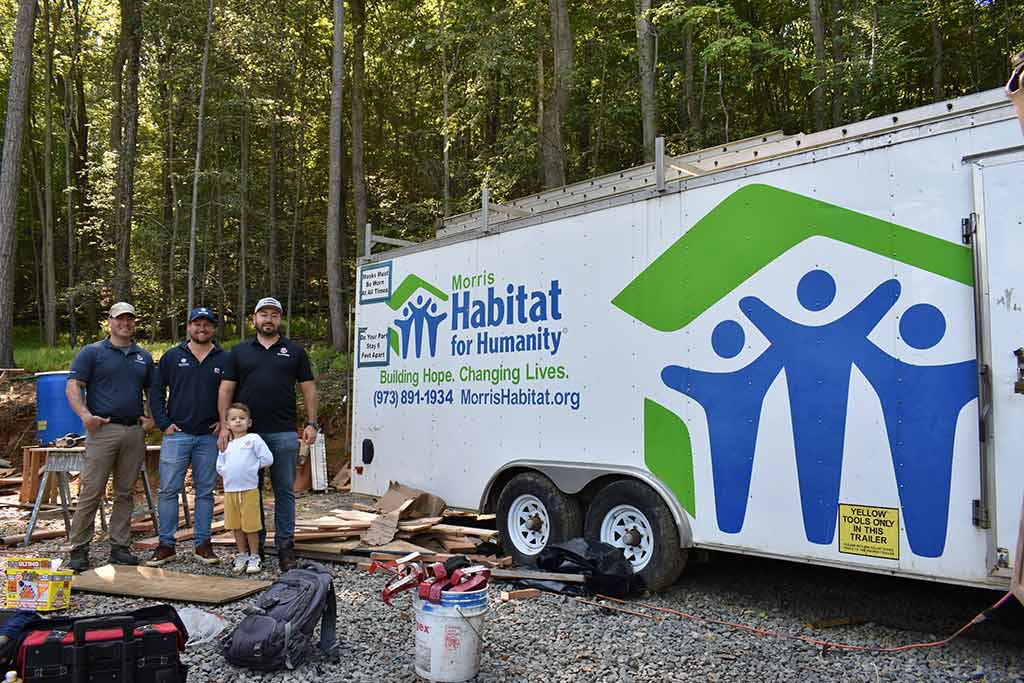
[146,306,228,567]
[65,302,155,571]
[218,297,319,572]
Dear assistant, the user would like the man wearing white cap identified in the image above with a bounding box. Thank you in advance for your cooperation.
[65,302,155,571]
[217,297,319,572]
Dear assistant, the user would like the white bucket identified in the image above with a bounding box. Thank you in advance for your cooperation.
[413,587,488,682]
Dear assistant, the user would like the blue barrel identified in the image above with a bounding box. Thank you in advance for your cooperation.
[36,371,83,445]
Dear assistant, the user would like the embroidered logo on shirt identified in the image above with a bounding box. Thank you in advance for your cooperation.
[277,348,290,357]
[179,357,189,366]
[133,355,147,365]
[214,367,222,374]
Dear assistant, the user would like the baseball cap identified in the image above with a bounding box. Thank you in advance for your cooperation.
[188,306,218,324]
[254,297,283,313]
[108,302,136,318]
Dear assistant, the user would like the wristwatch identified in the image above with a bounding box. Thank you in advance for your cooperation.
[306,420,320,431]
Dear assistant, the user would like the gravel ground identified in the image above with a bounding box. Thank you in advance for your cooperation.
[2,493,1021,683]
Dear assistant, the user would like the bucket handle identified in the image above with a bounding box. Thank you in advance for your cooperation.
[454,606,485,640]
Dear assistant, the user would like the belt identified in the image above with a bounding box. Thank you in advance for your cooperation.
[104,416,141,426]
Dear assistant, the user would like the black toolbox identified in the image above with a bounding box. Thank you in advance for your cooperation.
[16,604,188,683]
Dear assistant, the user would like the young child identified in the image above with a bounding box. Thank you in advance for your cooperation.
[216,403,274,574]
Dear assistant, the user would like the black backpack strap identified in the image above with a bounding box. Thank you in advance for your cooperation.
[318,578,337,655]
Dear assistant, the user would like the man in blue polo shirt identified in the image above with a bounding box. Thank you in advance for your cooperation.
[65,302,155,571]
[218,297,319,572]
[146,307,227,567]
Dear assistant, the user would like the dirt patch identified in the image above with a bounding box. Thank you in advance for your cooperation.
[0,381,35,464]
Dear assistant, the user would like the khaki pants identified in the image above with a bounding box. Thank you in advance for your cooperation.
[68,423,145,550]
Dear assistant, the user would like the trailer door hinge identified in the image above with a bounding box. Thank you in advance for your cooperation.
[961,213,977,245]
[972,499,991,528]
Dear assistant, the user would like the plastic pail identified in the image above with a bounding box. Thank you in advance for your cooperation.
[35,371,83,445]
[413,588,488,682]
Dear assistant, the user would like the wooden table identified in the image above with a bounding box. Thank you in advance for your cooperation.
[22,445,165,548]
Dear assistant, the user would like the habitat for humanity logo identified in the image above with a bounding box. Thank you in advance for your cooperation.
[614,184,976,559]
[386,275,449,359]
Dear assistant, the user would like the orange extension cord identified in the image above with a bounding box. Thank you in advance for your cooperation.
[583,591,1016,653]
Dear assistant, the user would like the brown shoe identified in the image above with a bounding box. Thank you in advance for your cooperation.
[278,547,298,572]
[194,541,219,565]
[145,545,176,567]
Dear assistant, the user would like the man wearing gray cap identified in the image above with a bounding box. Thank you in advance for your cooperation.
[218,297,319,572]
[65,302,155,571]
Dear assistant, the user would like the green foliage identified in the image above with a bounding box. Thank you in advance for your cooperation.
[2,0,1022,350]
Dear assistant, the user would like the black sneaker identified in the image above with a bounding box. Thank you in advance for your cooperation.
[278,547,298,572]
[67,547,90,573]
[110,545,140,566]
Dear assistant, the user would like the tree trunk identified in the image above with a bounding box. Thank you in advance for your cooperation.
[268,113,279,295]
[350,0,368,251]
[439,0,450,217]
[636,0,656,163]
[536,11,546,186]
[326,0,347,352]
[830,0,845,126]
[286,149,302,338]
[931,18,943,99]
[187,0,214,315]
[28,122,48,343]
[808,0,827,131]
[0,0,37,367]
[40,0,60,346]
[238,93,249,338]
[63,72,77,346]
[158,40,174,338]
[684,21,700,140]
[542,0,572,188]
[112,0,143,301]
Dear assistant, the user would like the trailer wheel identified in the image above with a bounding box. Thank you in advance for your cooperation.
[497,472,582,566]
[584,479,686,591]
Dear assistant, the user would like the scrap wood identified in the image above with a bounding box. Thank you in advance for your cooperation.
[1,528,66,546]
[428,524,498,541]
[331,463,351,491]
[500,588,541,602]
[73,565,270,605]
[351,502,377,513]
[133,520,226,550]
[489,568,586,583]
[361,509,400,546]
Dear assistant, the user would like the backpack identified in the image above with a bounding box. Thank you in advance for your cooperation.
[222,561,337,671]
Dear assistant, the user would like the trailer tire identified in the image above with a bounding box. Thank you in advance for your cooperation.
[584,479,686,591]
[497,472,583,566]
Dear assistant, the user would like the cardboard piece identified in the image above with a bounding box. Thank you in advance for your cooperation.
[73,565,270,605]
[376,481,446,519]
[362,509,400,546]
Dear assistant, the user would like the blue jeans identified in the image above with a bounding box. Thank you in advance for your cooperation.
[257,432,300,549]
[157,432,218,548]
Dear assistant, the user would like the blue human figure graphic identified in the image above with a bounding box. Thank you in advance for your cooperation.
[851,303,977,557]
[393,305,416,358]
[662,319,784,533]
[739,271,901,545]
[407,296,433,358]
[423,301,448,357]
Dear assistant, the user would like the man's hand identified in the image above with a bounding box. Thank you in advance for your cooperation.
[302,424,317,446]
[164,424,181,436]
[211,422,221,436]
[82,414,110,433]
[141,416,155,432]
[217,425,230,452]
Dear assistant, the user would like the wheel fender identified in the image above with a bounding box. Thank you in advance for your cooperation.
[481,461,693,548]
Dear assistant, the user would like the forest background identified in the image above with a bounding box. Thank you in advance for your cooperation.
[0,0,1021,374]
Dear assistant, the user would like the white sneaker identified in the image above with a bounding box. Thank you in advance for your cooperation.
[232,553,249,574]
[246,554,262,574]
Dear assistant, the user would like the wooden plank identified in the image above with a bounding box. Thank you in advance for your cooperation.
[1,528,66,546]
[429,524,499,541]
[362,509,400,546]
[133,521,226,550]
[489,568,586,583]
[73,565,270,605]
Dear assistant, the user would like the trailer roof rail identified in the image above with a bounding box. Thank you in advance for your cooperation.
[437,88,1011,238]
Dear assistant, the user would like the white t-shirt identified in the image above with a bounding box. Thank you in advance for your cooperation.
[216,433,274,492]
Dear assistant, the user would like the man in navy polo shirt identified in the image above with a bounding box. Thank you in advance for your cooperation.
[65,302,155,571]
[146,307,227,567]
[218,297,319,572]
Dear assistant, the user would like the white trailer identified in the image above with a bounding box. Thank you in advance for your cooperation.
[352,88,1024,591]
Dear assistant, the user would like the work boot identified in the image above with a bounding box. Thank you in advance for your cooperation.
[67,547,90,573]
[110,545,140,566]
[194,541,219,565]
[145,545,176,567]
[278,547,298,573]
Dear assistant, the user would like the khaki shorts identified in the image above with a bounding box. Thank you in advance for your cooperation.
[224,489,262,533]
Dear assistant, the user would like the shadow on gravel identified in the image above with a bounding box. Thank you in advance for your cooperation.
[675,552,1024,646]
